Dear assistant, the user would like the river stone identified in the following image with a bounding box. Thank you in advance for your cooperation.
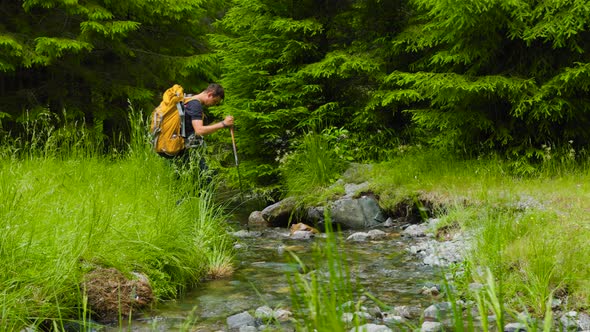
[423,302,453,320]
[560,311,590,331]
[347,232,370,242]
[402,223,430,237]
[248,211,266,227]
[274,308,292,321]
[350,323,392,332]
[330,196,385,229]
[368,229,387,240]
[227,311,255,329]
[580,312,590,330]
[254,306,273,319]
[382,314,405,324]
[307,206,324,223]
[290,230,315,240]
[232,230,262,238]
[238,326,257,332]
[421,321,443,332]
[392,305,422,319]
[503,322,526,332]
[343,181,370,198]
[262,197,298,227]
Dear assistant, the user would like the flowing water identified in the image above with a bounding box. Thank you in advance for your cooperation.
[107,223,441,331]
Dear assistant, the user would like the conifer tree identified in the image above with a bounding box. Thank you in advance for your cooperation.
[211,0,409,184]
[381,0,590,157]
[0,0,227,137]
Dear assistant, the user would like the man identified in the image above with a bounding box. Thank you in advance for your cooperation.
[184,83,233,143]
[164,83,233,179]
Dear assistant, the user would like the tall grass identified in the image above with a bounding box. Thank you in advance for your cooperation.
[358,149,590,329]
[287,214,359,331]
[0,107,235,330]
[280,129,347,198]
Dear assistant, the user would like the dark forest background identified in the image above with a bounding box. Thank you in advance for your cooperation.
[2,0,590,184]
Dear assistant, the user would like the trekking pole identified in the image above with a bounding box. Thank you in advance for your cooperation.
[230,126,244,200]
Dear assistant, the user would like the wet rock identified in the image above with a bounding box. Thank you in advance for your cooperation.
[227,311,255,329]
[254,306,273,319]
[424,302,454,320]
[383,217,395,227]
[503,322,527,332]
[274,309,292,321]
[341,312,354,323]
[343,181,371,198]
[407,235,470,267]
[290,230,315,240]
[340,300,368,312]
[393,305,422,319]
[421,321,443,332]
[368,229,387,240]
[402,223,430,237]
[350,323,392,332]
[551,298,562,309]
[347,232,370,242]
[248,211,266,227]
[306,206,324,223]
[382,313,405,325]
[560,311,590,331]
[262,197,298,227]
[254,306,292,322]
[232,230,263,238]
[420,285,441,297]
[579,312,590,330]
[330,196,385,229]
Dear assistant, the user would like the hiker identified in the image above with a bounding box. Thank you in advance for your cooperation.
[161,83,233,177]
[184,83,233,144]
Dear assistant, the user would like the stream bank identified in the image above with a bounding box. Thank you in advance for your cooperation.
[102,215,471,331]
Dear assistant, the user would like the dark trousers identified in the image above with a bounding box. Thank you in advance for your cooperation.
[159,147,213,191]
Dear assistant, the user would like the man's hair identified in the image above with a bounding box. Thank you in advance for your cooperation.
[206,83,225,100]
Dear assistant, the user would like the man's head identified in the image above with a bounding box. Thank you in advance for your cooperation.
[202,83,224,106]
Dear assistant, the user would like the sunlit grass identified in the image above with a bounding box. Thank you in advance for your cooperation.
[287,216,356,332]
[280,130,347,199]
[362,149,590,326]
[0,108,235,330]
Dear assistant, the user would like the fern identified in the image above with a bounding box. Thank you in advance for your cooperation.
[80,21,141,38]
[34,37,93,58]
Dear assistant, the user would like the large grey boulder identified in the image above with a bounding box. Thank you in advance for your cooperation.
[329,195,385,229]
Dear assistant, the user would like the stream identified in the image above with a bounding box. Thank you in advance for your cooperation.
[105,222,444,331]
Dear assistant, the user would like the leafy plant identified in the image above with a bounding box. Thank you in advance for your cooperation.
[280,128,347,198]
[287,213,357,331]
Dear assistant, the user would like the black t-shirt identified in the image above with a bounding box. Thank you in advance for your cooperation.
[184,99,203,137]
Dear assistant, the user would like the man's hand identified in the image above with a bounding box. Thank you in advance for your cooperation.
[223,115,235,127]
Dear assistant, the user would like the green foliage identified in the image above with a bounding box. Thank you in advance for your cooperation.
[211,0,410,188]
[287,215,357,331]
[0,0,228,147]
[280,129,347,198]
[0,112,235,329]
[383,0,590,158]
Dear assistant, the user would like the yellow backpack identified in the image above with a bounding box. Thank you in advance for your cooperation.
[150,84,186,156]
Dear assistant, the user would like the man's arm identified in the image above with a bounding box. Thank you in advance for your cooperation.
[192,115,234,136]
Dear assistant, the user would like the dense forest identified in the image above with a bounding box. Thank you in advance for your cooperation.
[2,0,590,183]
[2,1,590,330]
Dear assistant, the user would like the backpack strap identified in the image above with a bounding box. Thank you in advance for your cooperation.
[177,102,186,138]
